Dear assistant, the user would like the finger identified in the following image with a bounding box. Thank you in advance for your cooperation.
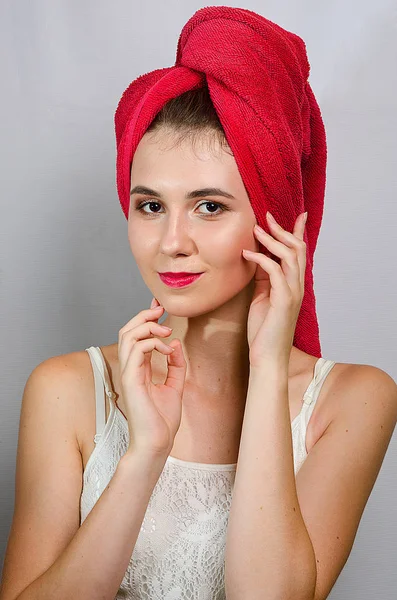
[119,306,164,339]
[293,212,307,241]
[264,213,307,290]
[164,340,187,396]
[118,306,164,365]
[294,213,307,291]
[127,337,175,387]
[267,211,306,242]
[119,320,170,374]
[253,227,300,292]
[150,296,161,309]
[120,337,171,391]
[242,249,292,303]
[254,225,296,263]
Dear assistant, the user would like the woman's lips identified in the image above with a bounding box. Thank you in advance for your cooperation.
[158,272,203,288]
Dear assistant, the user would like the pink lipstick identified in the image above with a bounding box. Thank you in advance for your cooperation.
[158,272,203,288]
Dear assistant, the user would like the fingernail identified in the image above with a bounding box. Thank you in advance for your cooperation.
[266,211,276,223]
[303,212,308,224]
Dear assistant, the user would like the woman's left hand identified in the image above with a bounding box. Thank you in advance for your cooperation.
[243,211,307,369]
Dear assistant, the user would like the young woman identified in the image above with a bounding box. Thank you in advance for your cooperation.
[1,7,396,600]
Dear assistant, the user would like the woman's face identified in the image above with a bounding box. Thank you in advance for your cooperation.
[128,128,260,317]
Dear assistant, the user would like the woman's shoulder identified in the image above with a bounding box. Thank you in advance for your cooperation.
[298,355,396,452]
[311,359,396,444]
[329,361,397,411]
[58,343,118,388]
[322,359,396,400]
[40,345,119,465]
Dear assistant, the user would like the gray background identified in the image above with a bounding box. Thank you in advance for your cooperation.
[1,0,396,597]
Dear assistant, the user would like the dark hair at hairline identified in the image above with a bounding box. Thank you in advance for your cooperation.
[145,86,233,156]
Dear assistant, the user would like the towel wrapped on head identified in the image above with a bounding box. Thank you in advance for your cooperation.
[115,5,327,358]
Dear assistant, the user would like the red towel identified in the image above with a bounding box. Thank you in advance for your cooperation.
[115,6,327,358]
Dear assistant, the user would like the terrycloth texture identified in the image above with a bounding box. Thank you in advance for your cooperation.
[114,6,327,358]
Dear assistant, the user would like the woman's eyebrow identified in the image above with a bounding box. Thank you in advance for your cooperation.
[130,185,236,200]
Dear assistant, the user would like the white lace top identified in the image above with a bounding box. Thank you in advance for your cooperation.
[80,346,336,599]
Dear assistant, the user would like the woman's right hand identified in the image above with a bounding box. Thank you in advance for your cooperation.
[118,298,187,460]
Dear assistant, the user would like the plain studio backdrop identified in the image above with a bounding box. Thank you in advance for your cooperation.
[1,1,396,597]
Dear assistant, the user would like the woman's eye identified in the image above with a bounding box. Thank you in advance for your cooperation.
[135,200,228,216]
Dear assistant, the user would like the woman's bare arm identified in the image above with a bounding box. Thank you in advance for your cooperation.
[14,452,165,600]
[0,356,166,600]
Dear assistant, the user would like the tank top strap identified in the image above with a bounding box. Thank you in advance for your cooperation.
[85,346,116,444]
[301,357,337,427]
